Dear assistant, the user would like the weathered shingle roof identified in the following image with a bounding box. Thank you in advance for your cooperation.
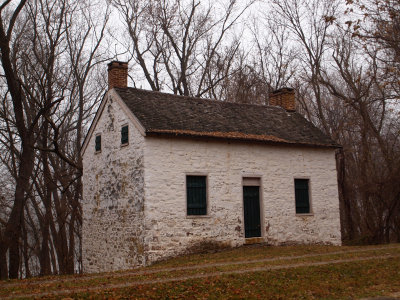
[115,87,339,148]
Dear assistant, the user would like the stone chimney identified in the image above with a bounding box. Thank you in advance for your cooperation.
[269,87,296,112]
[108,61,128,90]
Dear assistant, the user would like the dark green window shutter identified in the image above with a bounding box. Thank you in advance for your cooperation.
[121,125,128,144]
[187,176,207,215]
[95,135,101,152]
[295,179,310,214]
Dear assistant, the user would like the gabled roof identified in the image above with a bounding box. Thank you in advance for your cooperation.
[114,87,339,148]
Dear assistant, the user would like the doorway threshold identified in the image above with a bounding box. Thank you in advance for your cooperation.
[245,237,264,245]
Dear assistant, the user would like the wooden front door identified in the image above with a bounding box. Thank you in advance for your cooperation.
[243,186,261,238]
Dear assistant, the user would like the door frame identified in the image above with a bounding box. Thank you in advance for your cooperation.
[242,176,264,239]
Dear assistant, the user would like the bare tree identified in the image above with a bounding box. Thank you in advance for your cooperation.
[269,0,340,134]
[0,0,42,279]
[319,24,400,243]
[251,15,298,91]
[113,0,253,98]
[0,0,109,278]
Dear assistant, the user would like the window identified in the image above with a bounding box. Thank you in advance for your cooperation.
[95,135,101,152]
[121,125,128,145]
[186,175,207,215]
[295,179,311,214]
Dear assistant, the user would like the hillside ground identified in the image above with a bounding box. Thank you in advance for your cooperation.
[1,243,400,299]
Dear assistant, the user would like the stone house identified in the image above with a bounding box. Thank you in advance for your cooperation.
[81,61,342,273]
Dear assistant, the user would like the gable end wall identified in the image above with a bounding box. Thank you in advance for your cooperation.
[82,93,146,273]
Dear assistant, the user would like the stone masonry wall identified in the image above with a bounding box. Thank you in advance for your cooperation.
[82,93,146,273]
[143,138,341,263]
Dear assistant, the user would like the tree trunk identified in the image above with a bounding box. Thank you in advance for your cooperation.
[39,121,52,276]
[0,235,8,280]
[336,148,354,242]
[22,220,31,278]
[8,142,35,278]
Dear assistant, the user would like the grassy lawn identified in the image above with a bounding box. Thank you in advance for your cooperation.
[72,258,400,300]
[1,243,400,299]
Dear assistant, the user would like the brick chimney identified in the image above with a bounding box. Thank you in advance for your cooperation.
[269,87,296,112]
[108,61,128,90]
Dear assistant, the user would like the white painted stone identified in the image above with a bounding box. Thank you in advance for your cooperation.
[82,94,146,273]
[82,91,341,273]
[143,138,341,263]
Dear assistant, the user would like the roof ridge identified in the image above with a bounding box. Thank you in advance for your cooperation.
[115,87,284,111]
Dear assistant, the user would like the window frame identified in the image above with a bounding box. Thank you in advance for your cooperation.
[95,134,101,153]
[120,124,129,146]
[185,174,209,218]
[294,178,313,215]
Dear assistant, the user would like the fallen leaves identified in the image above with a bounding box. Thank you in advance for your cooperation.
[2,244,400,299]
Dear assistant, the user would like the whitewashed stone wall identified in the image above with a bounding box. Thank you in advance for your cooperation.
[82,94,146,273]
[82,92,341,273]
[143,138,341,263]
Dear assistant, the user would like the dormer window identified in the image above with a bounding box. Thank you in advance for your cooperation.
[121,125,129,145]
[95,134,101,152]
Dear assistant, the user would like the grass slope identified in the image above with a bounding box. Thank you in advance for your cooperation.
[1,244,400,299]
